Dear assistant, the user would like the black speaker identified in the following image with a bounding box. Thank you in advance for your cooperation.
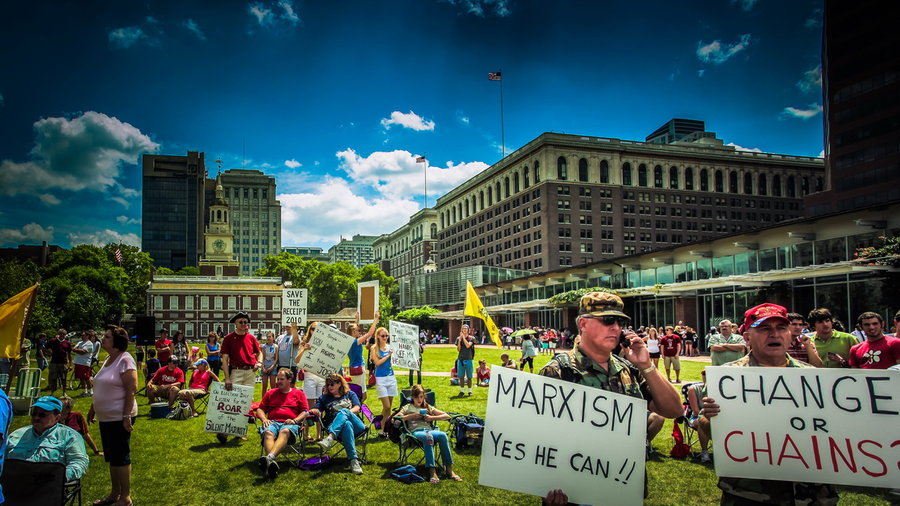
[135,315,156,346]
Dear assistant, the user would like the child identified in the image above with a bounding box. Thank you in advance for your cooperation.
[500,353,517,369]
[476,359,490,387]
[144,348,161,386]
[190,346,202,363]
[60,396,103,456]
[449,365,459,386]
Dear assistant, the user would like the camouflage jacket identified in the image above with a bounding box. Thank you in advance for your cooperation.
[539,347,651,402]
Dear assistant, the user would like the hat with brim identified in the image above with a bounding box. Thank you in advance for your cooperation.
[744,303,790,328]
[579,292,630,319]
[194,359,208,367]
[229,312,250,324]
[32,396,63,412]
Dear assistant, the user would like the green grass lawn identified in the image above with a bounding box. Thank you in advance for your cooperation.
[7,346,895,505]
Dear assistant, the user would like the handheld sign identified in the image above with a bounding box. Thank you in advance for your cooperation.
[479,367,647,505]
[389,320,420,371]
[706,366,900,489]
[281,288,308,326]
[357,281,379,324]
[297,324,355,378]
[204,382,254,438]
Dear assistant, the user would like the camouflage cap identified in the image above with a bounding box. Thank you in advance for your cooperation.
[579,292,630,319]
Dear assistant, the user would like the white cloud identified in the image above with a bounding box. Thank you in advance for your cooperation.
[0,223,54,246]
[726,142,763,153]
[380,111,436,131]
[698,69,705,77]
[183,19,206,41]
[249,1,300,28]
[796,65,822,93]
[279,176,421,246]
[730,0,758,11]
[279,1,300,23]
[248,3,274,25]
[284,159,302,168]
[696,34,751,64]
[336,148,488,200]
[38,194,61,205]
[442,0,510,17]
[782,104,823,119]
[67,229,140,247]
[805,9,823,29]
[0,111,159,201]
[108,26,147,49]
[818,150,825,158]
[116,216,141,225]
[455,110,470,125]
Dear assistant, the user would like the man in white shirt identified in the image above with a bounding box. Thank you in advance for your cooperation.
[72,331,95,397]
[275,323,300,383]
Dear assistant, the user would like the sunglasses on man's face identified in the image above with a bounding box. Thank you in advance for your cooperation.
[236,320,249,325]
[596,316,628,327]
[31,409,52,418]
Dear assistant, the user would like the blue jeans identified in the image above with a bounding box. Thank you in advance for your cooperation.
[412,429,452,468]
[327,408,365,460]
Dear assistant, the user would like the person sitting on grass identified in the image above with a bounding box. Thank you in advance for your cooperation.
[146,358,184,408]
[400,384,461,484]
[256,368,309,480]
[59,396,103,456]
[449,365,459,386]
[176,359,219,416]
[476,359,490,387]
[311,373,365,475]
[6,396,89,482]
[500,353,517,369]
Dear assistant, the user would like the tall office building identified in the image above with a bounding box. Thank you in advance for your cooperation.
[805,0,900,215]
[219,169,282,276]
[372,208,439,279]
[328,234,378,268]
[141,151,207,270]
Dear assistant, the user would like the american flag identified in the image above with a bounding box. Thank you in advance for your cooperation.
[416,156,426,163]
[115,248,124,265]
[488,71,502,81]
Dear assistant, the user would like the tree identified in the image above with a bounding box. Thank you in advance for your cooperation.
[102,243,154,314]
[256,252,322,289]
[547,286,616,305]
[175,266,200,276]
[395,306,441,331]
[40,245,126,330]
[308,261,358,314]
[0,259,40,303]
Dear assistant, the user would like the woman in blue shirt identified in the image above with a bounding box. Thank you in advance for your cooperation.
[311,374,365,475]
[205,332,221,376]
[346,313,378,402]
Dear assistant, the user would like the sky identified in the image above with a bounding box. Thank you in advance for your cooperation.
[0,0,826,252]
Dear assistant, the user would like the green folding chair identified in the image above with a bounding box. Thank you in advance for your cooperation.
[10,368,42,414]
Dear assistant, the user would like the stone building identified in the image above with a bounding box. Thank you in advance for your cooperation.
[372,208,439,280]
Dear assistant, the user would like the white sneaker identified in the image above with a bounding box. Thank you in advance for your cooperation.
[699,451,711,463]
[350,459,363,475]
[317,434,336,451]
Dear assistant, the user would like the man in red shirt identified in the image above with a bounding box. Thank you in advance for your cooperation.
[849,311,900,369]
[155,330,173,364]
[660,326,682,383]
[147,359,185,407]
[257,367,309,479]
[218,312,262,444]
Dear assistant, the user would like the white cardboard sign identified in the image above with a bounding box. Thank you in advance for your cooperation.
[707,366,900,488]
[204,382,254,437]
[389,320,420,371]
[297,324,355,378]
[479,367,647,505]
[281,288,308,326]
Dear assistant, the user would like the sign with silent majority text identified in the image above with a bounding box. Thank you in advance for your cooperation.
[707,366,900,488]
[204,382,254,438]
[281,288,308,326]
[479,367,647,505]
[389,320,420,371]
[297,324,355,377]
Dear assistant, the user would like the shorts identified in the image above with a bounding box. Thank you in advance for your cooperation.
[263,421,301,443]
[303,373,326,401]
[49,363,67,384]
[99,418,136,467]
[663,356,681,371]
[457,360,474,380]
[179,388,206,398]
[74,364,92,380]
[350,373,367,390]
[375,374,398,398]
[649,351,661,359]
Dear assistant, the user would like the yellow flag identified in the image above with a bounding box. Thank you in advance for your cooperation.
[0,284,39,359]
[464,280,501,348]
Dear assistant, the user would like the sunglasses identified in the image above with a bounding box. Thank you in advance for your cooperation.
[31,410,52,418]
[594,316,629,327]
[236,320,249,324]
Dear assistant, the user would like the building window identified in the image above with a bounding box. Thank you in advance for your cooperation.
[185,323,194,338]
[622,162,632,186]
[513,172,520,193]
[154,296,162,310]
[185,296,194,310]
[215,296,223,310]
[669,166,679,189]
[534,161,540,183]
[557,157,568,180]
[654,165,664,188]
[600,160,609,184]
[273,297,281,311]
[228,296,236,310]
[169,296,178,310]
[504,178,510,198]
[638,164,648,187]
[772,175,782,197]
[714,170,723,192]
[758,174,767,195]
[578,158,588,182]
[744,172,753,194]
[201,296,209,309]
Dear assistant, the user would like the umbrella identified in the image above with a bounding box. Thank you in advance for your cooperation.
[501,327,514,333]
[510,328,537,337]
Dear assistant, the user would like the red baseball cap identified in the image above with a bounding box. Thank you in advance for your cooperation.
[743,303,790,329]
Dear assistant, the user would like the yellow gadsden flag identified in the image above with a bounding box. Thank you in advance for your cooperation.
[0,284,39,359]
[464,280,501,348]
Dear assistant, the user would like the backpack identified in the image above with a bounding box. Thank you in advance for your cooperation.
[167,401,193,421]
[450,413,485,449]
[298,455,331,470]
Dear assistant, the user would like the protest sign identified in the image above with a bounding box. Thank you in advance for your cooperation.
[281,288,308,326]
[389,320,420,370]
[357,281,379,324]
[707,366,900,488]
[479,367,647,505]
[297,324,355,377]
[204,382,254,438]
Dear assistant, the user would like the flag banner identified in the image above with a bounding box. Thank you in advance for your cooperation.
[0,284,39,359]
[464,280,501,347]
[416,156,426,163]
[488,71,502,81]
[115,247,124,265]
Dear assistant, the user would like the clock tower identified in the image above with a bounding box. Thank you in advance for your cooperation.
[199,177,239,276]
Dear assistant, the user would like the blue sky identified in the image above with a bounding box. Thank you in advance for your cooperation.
[0,0,825,251]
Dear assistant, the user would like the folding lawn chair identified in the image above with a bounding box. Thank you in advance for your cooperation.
[0,459,82,506]
[194,392,210,414]
[392,415,444,468]
[10,368,41,414]
[678,381,705,457]
[318,392,374,465]
[253,406,308,473]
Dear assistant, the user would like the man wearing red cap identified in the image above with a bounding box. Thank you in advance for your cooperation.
[702,303,838,505]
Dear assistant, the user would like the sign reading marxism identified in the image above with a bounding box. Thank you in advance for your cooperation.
[297,324,355,378]
[204,382,254,437]
[707,366,900,488]
[281,288,308,326]
[479,367,647,505]
[389,320,420,370]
